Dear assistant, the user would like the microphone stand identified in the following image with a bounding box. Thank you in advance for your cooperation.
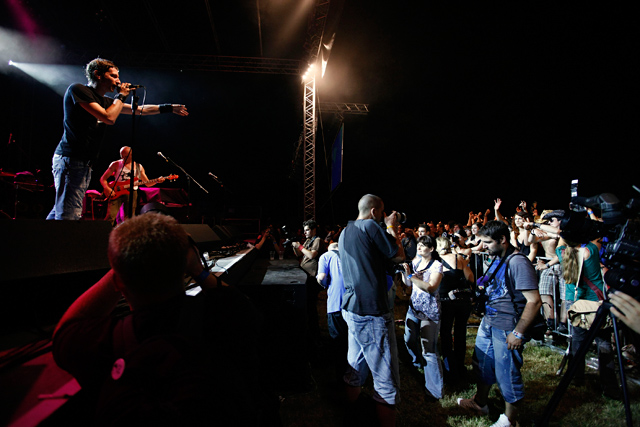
[163,154,209,223]
[127,89,139,219]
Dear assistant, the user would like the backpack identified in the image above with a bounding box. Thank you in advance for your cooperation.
[502,253,547,341]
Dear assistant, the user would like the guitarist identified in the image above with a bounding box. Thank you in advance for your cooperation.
[100,146,165,226]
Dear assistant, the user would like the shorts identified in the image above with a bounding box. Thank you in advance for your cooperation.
[538,263,565,298]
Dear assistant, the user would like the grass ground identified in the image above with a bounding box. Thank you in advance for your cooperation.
[278,291,640,426]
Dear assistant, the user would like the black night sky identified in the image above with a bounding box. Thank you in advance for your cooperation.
[0,1,637,228]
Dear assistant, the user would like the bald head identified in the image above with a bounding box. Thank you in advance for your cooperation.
[357,194,384,220]
[120,146,131,160]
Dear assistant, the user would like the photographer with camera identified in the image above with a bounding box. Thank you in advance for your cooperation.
[292,219,325,349]
[52,213,275,425]
[338,194,405,427]
[457,220,541,427]
[255,225,284,258]
[557,237,621,399]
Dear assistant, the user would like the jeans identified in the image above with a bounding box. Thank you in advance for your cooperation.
[46,154,92,220]
[342,310,400,405]
[472,318,524,404]
[404,307,443,398]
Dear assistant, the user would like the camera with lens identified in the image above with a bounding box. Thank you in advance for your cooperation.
[560,191,640,296]
[471,273,491,315]
[281,225,300,246]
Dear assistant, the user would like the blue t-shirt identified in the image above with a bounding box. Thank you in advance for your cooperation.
[483,252,538,331]
[339,219,398,316]
[317,250,345,314]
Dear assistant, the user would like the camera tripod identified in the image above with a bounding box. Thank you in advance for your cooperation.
[537,301,632,426]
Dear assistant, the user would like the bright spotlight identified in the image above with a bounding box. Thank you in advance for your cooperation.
[8,60,14,66]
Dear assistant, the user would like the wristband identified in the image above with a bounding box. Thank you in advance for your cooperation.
[194,269,210,283]
[407,274,413,279]
[512,330,525,340]
[387,225,395,229]
[115,94,127,102]
[159,104,173,114]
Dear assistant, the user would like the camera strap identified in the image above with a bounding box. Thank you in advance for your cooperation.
[479,249,511,288]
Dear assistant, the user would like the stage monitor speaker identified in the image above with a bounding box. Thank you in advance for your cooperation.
[212,225,233,243]
[180,224,222,251]
[0,220,112,283]
[0,220,113,331]
[222,225,242,240]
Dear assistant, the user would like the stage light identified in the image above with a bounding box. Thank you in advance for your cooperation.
[0,27,62,73]
[7,61,84,96]
[302,63,316,82]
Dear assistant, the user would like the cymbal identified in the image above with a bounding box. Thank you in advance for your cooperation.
[0,171,16,177]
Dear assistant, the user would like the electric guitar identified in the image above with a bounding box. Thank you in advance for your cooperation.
[104,174,179,199]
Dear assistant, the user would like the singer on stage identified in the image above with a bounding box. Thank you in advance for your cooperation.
[100,146,164,226]
[46,57,188,220]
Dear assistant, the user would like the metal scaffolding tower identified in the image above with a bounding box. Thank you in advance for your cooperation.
[300,0,331,220]
[302,76,317,221]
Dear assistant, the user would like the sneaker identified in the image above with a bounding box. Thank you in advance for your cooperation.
[457,395,489,415]
[490,414,512,427]
[557,324,569,334]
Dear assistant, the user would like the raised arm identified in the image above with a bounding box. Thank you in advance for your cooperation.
[494,198,509,225]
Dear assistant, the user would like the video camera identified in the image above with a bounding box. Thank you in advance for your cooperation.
[560,191,640,296]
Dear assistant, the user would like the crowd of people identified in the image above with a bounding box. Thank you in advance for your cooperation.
[47,56,639,427]
[51,189,640,426]
[250,195,639,427]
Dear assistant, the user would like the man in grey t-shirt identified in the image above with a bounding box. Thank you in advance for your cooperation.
[458,220,541,427]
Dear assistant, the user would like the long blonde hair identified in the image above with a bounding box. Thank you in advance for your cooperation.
[561,241,581,284]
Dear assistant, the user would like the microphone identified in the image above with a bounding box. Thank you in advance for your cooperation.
[209,172,223,186]
[117,84,144,90]
[157,152,169,162]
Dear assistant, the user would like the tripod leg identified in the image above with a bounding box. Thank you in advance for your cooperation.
[612,315,633,426]
[556,338,572,376]
[539,306,608,426]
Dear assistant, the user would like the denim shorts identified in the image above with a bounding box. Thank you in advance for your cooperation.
[472,318,524,403]
[342,310,400,405]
